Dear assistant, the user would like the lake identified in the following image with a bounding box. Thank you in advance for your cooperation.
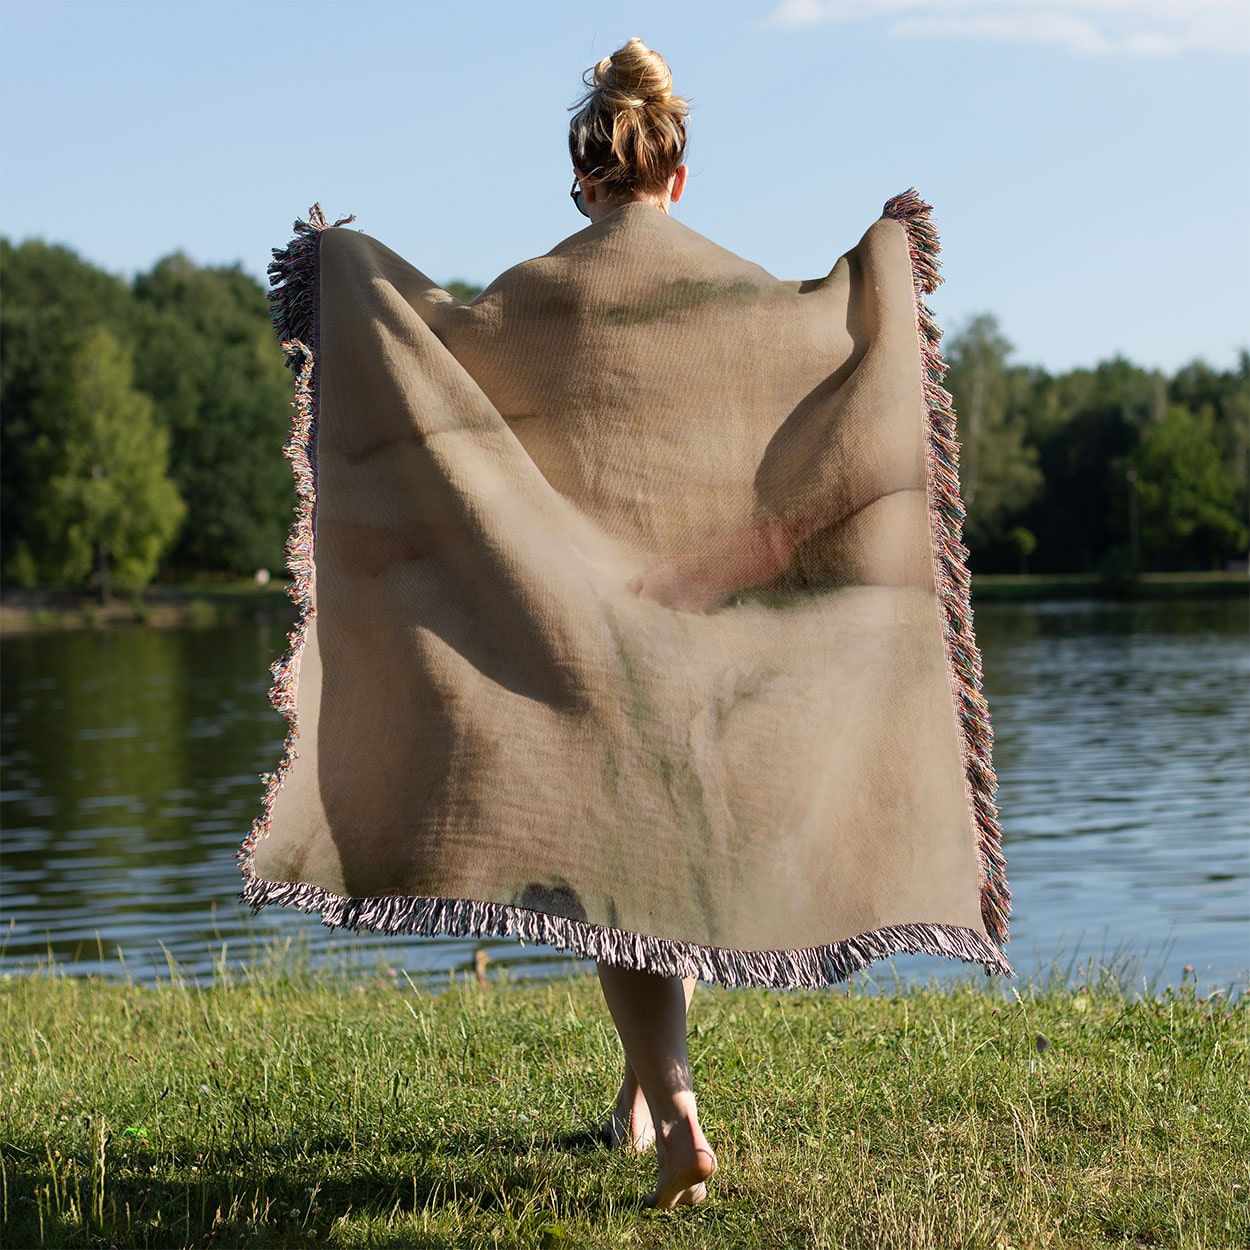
[2,597,1246,993]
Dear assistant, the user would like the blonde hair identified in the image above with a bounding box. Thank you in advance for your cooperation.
[568,38,689,197]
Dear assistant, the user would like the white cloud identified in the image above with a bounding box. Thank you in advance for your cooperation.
[766,0,1250,57]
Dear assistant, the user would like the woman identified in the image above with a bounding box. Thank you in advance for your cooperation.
[567,37,718,1211]
[244,36,1010,1217]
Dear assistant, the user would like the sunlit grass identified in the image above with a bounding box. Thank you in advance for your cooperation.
[2,956,1245,1248]
[0,579,294,634]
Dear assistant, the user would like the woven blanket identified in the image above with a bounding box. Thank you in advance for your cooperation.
[238,191,1011,988]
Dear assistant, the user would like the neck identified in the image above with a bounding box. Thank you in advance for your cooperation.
[586,192,669,225]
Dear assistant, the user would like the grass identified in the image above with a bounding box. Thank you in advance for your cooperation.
[970,571,1248,602]
[1,960,1246,1249]
[2,571,1244,634]
[0,580,294,634]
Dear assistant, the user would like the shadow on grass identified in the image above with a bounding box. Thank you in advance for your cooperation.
[5,1122,629,1249]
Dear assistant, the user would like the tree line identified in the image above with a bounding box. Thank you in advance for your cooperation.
[945,315,1247,576]
[2,240,296,595]
[1,238,1246,594]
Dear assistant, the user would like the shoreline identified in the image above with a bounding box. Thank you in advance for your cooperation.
[0,581,294,634]
[1,571,1245,635]
[970,569,1248,602]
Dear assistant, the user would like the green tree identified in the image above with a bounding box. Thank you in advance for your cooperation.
[1,239,138,579]
[1169,353,1250,533]
[1007,526,1037,574]
[1020,357,1161,573]
[445,279,483,303]
[131,255,293,574]
[943,315,1043,561]
[19,327,185,596]
[1132,405,1246,569]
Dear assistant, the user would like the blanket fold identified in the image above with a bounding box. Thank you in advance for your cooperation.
[238,191,1012,987]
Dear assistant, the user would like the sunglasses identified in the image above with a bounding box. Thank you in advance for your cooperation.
[570,177,589,219]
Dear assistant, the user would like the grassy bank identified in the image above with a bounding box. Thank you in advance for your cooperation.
[970,570,1248,602]
[1,571,1245,634]
[0,581,295,634]
[2,965,1245,1249]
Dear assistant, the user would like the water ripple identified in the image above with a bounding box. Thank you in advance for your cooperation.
[2,601,1246,991]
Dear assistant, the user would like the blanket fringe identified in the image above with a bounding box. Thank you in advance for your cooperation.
[883,189,1011,948]
[266,203,355,356]
[241,871,1013,988]
[237,205,348,876]
[239,197,1013,988]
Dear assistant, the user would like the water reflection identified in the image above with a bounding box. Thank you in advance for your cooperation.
[1,598,1246,990]
[970,597,1249,990]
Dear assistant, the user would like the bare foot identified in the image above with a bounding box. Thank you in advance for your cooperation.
[601,1077,655,1151]
[644,1117,717,1209]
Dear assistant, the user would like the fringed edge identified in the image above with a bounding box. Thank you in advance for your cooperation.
[265,203,355,357]
[241,872,1014,988]
[237,205,351,879]
[882,188,1011,949]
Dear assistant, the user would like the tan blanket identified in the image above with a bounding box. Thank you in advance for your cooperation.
[238,191,1011,987]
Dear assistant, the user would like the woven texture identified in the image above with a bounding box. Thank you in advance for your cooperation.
[239,194,1012,987]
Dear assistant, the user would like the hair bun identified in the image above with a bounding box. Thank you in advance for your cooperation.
[569,38,689,196]
[593,37,674,110]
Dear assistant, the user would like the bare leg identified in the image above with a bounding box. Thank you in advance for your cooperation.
[602,1054,655,1151]
[602,977,696,1151]
[596,964,716,1208]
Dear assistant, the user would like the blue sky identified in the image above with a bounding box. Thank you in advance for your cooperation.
[2,0,1246,374]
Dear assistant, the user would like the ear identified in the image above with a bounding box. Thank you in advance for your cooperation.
[574,168,600,206]
[669,164,688,203]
